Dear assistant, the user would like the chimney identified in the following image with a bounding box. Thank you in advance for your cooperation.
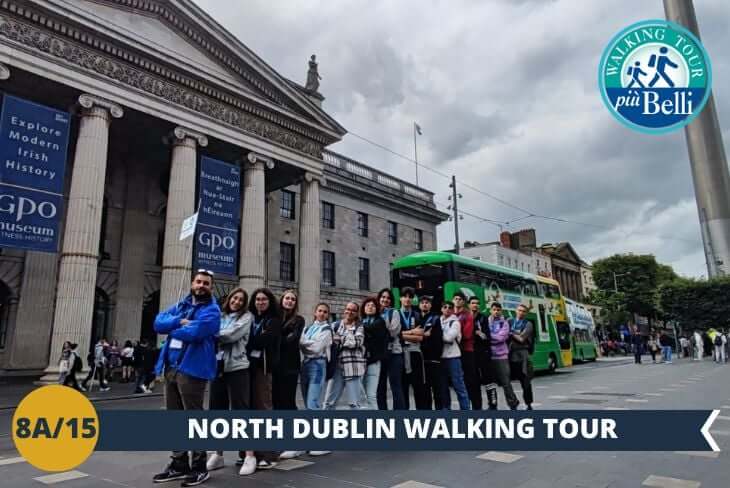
[513,228,537,250]
[499,231,511,248]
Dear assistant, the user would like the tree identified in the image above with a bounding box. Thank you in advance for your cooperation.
[591,254,665,320]
[658,277,730,331]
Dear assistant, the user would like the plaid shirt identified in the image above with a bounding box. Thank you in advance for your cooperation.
[334,320,366,379]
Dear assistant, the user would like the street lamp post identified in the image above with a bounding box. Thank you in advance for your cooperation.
[613,272,630,292]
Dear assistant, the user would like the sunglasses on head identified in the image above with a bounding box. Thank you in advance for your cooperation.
[196,268,215,277]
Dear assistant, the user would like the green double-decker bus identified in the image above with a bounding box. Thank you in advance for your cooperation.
[391,251,570,373]
[564,298,598,362]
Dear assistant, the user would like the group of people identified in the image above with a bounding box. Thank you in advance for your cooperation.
[79,270,537,487]
[58,337,158,394]
[629,328,729,365]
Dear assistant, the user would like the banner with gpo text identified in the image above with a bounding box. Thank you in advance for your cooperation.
[0,95,70,252]
[194,156,240,276]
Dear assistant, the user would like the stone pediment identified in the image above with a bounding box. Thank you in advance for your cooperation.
[46,0,345,140]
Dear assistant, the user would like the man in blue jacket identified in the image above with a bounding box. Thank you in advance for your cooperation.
[152,270,220,487]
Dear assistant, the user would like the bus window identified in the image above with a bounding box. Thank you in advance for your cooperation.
[538,304,548,334]
[392,264,451,306]
[557,321,571,350]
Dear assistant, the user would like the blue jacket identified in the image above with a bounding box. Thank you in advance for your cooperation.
[154,294,221,380]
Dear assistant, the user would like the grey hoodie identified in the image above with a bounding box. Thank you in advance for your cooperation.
[300,320,333,361]
[218,311,252,373]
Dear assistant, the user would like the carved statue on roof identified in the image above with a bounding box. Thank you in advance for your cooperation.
[305,54,321,93]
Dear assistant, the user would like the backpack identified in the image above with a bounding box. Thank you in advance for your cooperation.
[325,322,340,381]
[715,335,723,347]
[72,352,83,373]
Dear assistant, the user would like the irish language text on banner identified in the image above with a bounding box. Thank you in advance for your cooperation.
[0,95,70,252]
[195,156,240,275]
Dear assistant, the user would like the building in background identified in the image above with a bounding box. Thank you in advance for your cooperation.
[0,0,446,375]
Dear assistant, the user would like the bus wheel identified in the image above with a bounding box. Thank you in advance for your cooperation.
[548,354,557,373]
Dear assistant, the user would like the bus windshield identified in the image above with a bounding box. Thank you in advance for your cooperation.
[392,263,451,306]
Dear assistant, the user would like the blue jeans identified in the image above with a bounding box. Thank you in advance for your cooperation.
[361,361,381,410]
[300,358,326,410]
[662,346,672,362]
[440,357,470,410]
[323,367,362,409]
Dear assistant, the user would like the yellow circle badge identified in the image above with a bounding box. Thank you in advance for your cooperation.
[12,385,99,472]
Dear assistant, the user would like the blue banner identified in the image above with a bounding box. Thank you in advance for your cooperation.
[94,410,720,452]
[194,156,240,276]
[0,95,70,252]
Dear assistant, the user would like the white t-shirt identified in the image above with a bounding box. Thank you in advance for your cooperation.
[121,347,134,358]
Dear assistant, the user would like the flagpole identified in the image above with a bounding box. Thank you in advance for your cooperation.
[413,122,419,186]
[177,198,202,301]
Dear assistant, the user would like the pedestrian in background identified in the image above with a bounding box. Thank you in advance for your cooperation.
[659,331,672,364]
[714,330,726,364]
[121,340,134,382]
[631,328,643,364]
[648,335,659,364]
[132,338,150,394]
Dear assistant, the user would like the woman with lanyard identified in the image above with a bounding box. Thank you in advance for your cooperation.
[280,302,333,460]
[323,302,366,409]
[272,289,305,410]
[376,288,404,410]
[360,297,388,410]
[242,288,282,474]
[206,288,254,475]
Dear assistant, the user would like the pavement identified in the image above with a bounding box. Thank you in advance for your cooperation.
[2,356,729,488]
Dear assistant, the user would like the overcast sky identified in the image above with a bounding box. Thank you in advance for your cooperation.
[194,0,730,278]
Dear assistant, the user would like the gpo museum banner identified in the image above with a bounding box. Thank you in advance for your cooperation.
[194,156,241,276]
[0,94,70,252]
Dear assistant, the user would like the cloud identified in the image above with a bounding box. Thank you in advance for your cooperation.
[193,0,730,278]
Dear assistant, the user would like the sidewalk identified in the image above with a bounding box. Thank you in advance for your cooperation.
[0,376,161,411]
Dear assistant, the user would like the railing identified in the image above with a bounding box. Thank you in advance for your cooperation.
[322,150,434,202]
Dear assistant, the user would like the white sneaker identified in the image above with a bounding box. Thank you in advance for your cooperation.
[279,451,304,460]
[257,460,277,470]
[308,451,331,456]
[239,456,256,476]
[206,453,224,471]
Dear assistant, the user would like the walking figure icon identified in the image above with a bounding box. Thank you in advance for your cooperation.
[626,61,647,88]
[647,47,678,88]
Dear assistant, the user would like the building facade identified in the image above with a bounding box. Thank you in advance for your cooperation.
[537,242,585,302]
[0,0,445,375]
[460,240,551,277]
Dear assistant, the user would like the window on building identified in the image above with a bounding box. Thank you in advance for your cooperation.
[329,313,338,323]
[498,255,504,265]
[280,190,295,219]
[388,221,398,244]
[322,251,336,287]
[357,212,368,237]
[322,201,335,229]
[415,229,423,250]
[279,243,296,281]
[359,258,370,290]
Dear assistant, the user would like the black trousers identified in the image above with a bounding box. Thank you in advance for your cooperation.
[402,351,429,410]
[510,358,534,406]
[165,370,207,471]
[272,370,299,410]
[209,368,250,459]
[63,371,82,391]
[461,351,482,410]
[492,359,519,409]
[423,360,443,410]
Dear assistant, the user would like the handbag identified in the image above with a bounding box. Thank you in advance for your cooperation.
[325,322,340,381]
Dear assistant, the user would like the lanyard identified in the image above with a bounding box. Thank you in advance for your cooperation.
[400,309,413,331]
[253,318,265,336]
[305,322,324,340]
[512,318,525,333]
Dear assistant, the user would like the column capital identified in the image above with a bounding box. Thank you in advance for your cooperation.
[171,126,208,147]
[303,171,325,185]
[246,152,275,169]
[78,94,124,118]
[0,62,10,80]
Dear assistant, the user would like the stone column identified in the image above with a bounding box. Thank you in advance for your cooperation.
[298,172,323,317]
[239,152,274,292]
[159,127,208,311]
[42,94,123,379]
[10,252,58,370]
[0,62,10,80]
[112,160,148,341]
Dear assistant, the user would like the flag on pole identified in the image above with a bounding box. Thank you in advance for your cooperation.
[414,122,422,135]
[179,212,198,240]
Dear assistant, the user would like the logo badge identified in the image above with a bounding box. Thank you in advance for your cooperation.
[598,19,712,134]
